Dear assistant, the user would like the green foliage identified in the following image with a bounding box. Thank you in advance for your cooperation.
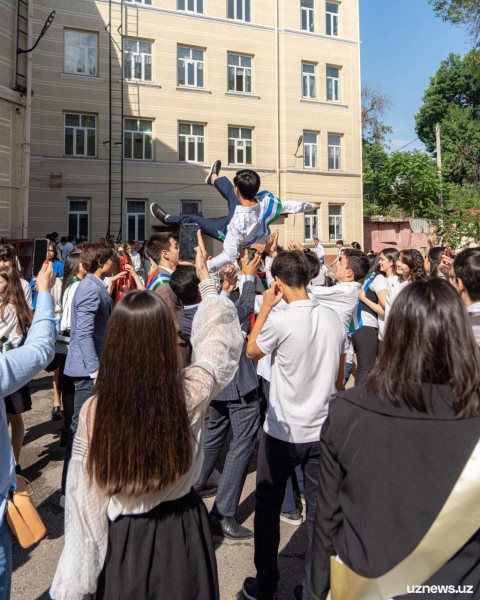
[415,50,480,184]
[429,0,480,46]
[438,183,480,249]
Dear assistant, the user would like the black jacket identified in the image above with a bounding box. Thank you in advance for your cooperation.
[311,384,480,600]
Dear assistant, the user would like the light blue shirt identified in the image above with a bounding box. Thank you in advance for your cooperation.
[0,292,56,524]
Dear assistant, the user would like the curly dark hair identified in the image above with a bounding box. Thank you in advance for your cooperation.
[398,249,427,282]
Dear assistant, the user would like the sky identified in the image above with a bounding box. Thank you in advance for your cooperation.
[360,0,471,152]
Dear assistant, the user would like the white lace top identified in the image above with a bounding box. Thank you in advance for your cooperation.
[50,279,243,600]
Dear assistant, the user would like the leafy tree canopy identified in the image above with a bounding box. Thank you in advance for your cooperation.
[429,0,480,46]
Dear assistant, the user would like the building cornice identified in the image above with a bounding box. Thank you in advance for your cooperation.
[279,28,358,45]
[0,84,26,105]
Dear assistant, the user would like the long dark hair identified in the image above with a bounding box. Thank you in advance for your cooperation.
[87,291,192,497]
[0,266,32,333]
[0,245,22,278]
[366,279,480,418]
[61,250,82,303]
[426,246,446,278]
[398,249,427,282]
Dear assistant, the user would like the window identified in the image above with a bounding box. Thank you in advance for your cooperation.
[303,132,318,168]
[178,47,204,87]
[326,2,339,36]
[301,0,314,32]
[328,134,342,170]
[125,0,152,5]
[126,200,146,241]
[64,30,97,77]
[227,0,251,22]
[68,199,89,239]
[304,211,318,240]
[181,200,201,214]
[228,127,253,165]
[228,54,252,93]
[64,114,96,157]
[124,39,152,81]
[179,123,205,162]
[178,0,203,12]
[329,205,342,240]
[302,62,316,99]
[326,66,340,102]
[124,119,153,160]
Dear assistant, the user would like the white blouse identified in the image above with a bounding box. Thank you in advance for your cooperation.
[50,278,243,600]
[0,305,23,348]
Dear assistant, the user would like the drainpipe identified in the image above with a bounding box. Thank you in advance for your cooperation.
[356,0,363,248]
[22,0,33,239]
[275,0,280,199]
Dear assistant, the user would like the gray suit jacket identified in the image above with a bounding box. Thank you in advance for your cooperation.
[64,273,113,378]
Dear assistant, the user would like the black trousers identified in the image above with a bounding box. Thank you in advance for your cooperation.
[195,391,260,518]
[254,431,321,597]
[351,326,378,386]
[61,377,95,495]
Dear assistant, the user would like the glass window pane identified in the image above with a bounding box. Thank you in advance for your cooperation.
[304,132,316,144]
[81,115,95,128]
[76,129,85,155]
[241,55,251,68]
[87,129,95,156]
[236,69,243,92]
[327,67,339,78]
[312,145,317,167]
[301,10,307,30]
[229,127,240,138]
[228,0,234,18]
[310,75,315,97]
[179,136,186,161]
[138,214,145,240]
[198,0,203,12]
[133,133,143,159]
[302,0,314,7]
[245,0,251,21]
[134,59,142,79]
[327,78,333,100]
[139,41,151,53]
[246,143,252,164]
[124,132,132,158]
[65,44,74,73]
[192,49,203,61]
[127,215,136,241]
[179,123,191,135]
[140,119,152,132]
[228,66,235,91]
[124,56,132,79]
[87,47,96,75]
[144,56,152,81]
[326,15,332,36]
[145,134,152,159]
[178,61,185,85]
[125,118,138,131]
[178,47,190,59]
[246,69,251,92]
[70,200,88,211]
[326,2,338,13]
[79,214,89,238]
[75,46,86,73]
[236,0,242,19]
[198,138,204,162]
[187,61,194,85]
[124,39,136,52]
[68,214,78,238]
[241,128,252,139]
[228,54,240,66]
[83,33,97,48]
[65,128,74,155]
[65,114,79,127]
[228,141,235,163]
[188,137,195,161]
[66,30,80,45]
[127,200,146,213]
[197,63,204,87]
[192,124,204,136]
[329,134,341,146]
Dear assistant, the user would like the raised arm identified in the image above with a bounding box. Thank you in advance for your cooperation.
[280,200,320,214]
[207,225,243,273]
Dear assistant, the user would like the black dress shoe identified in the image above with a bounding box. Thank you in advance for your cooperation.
[196,484,218,499]
[205,159,221,185]
[149,203,168,223]
[51,406,63,421]
[242,577,277,600]
[210,514,253,540]
[293,584,303,600]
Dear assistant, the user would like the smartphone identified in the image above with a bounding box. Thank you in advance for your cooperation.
[32,238,49,277]
[247,247,258,264]
[179,224,199,263]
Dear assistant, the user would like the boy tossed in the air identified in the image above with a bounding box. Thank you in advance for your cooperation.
[150,160,320,272]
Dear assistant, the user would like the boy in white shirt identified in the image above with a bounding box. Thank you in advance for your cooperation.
[150,161,319,273]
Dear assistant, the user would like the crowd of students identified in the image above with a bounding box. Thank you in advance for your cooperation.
[0,168,480,600]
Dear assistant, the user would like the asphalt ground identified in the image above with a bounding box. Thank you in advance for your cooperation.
[11,370,309,600]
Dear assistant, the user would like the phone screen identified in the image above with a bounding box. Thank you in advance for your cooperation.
[32,239,49,277]
[179,224,199,263]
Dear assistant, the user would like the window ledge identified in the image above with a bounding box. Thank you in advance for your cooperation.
[225,91,260,99]
[122,80,162,89]
[176,86,212,94]
[60,73,105,83]
[300,98,348,108]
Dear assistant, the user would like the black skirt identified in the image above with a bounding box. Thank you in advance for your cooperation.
[96,488,219,600]
[4,383,32,415]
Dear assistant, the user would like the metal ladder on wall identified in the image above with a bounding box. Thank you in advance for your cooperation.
[15,0,29,94]
[106,0,124,242]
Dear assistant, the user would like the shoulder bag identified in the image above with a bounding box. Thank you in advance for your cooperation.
[6,475,47,549]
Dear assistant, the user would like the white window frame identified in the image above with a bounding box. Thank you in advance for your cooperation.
[178,0,203,13]
[328,134,342,170]
[126,200,147,242]
[228,127,253,165]
[304,211,318,241]
[179,123,205,163]
[124,39,153,82]
[228,54,252,93]
[326,2,339,37]
[178,46,204,88]
[329,205,343,240]
[302,62,316,99]
[327,66,340,102]
[181,200,202,214]
[301,0,314,32]
[303,132,318,169]
[64,30,98,77]
[68,198,90,239]
[123,118,153,161]
[227,0,251,22]
[125,0,152,5]
[64,113,96,158]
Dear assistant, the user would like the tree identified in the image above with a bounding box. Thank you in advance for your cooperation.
[429,0,480,47]
[361,83,393,142]
[437,183,480,248]
[415,50,480,184]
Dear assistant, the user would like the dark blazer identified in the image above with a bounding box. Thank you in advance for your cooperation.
[176,280,257,402]
[64,273,113,378]
[311,384,480,600]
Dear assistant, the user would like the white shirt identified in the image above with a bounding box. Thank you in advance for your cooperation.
[361,273,387,329]
[21,278,32,308]
[61,242,75,262]
[310,264,329,287]
[0,305,23,348]
[131,251,141,273]
[59,281,81,336]
[313,243,325,260]
[207,195,317,272]
[309,281,361,332]
[256,299,347,444]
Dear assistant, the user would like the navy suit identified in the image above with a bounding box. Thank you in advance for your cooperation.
[177,280,260,519]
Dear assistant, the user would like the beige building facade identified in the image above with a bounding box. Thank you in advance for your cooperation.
[28,0,362,256]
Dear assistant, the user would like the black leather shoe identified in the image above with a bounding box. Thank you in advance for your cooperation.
[280,507,303,526]
[150,203,168,223]
[242,577,277,600]
[210,514,253,540]
[293,584,303,600]
[196,484,218,499]
[51,406,63,421]
[205,159,221,185]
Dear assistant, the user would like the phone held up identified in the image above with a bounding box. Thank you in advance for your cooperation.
[179,223,199,263]
[32,239,50,277]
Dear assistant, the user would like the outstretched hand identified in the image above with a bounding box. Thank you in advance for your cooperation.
[287,240,305,252]
[264,228,279,255]
[241,252,262,277]
[36,261,56,293]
